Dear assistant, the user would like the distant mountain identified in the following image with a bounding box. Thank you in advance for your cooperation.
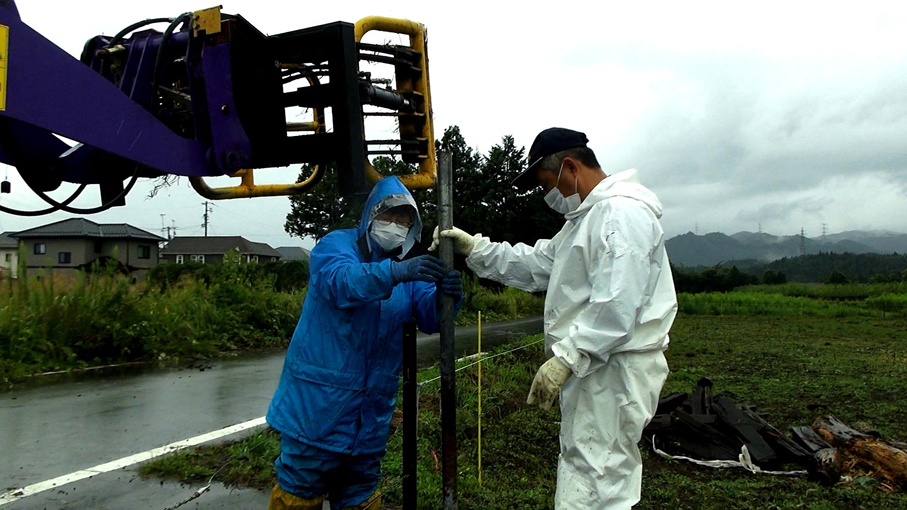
[850,234,907,254]
[729,232,778,246]
[666,229,903,267]
[665,233,745,267]
[823,230,901,243]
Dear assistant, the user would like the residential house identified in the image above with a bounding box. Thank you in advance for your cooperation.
[159,236,281,265]
[0,231,18,279]
[11,218,164,280]
[275,246,311,263]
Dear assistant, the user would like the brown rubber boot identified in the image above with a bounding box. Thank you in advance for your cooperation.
[268,483,325,510]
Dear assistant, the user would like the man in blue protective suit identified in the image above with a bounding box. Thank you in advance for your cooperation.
[267,176,462,510]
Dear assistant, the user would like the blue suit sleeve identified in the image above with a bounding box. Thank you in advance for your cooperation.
[311,233,396,309]
[411,281,464,334]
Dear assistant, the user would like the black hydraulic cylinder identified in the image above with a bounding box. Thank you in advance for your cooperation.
[359,83,413,111]
[436,151,457,509]
[402,321,418,509]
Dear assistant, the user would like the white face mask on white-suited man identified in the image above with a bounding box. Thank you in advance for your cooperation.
[543,160,581,215]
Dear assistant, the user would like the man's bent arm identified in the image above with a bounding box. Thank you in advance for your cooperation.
[311,235,396,309]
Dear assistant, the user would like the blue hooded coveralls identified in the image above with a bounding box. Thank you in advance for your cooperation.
[267,177,455,507]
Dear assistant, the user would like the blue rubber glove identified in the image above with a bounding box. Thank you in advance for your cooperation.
[391,255,447,284]
[440,270,463,297]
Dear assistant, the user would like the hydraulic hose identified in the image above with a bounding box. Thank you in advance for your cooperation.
[107,17,174,47]
[29,169,140,215]
[0,182,88,216]
[151,13,192,114]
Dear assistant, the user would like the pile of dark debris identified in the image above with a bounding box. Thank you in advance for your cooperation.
[645,378,907,493]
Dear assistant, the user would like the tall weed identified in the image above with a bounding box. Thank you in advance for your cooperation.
[0,270,305,381]
[738,282,907,300]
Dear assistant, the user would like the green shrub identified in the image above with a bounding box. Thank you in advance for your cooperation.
[826,269,850,285]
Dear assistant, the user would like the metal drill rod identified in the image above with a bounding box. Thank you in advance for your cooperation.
[436,151,458,509]
[402,321,418,509]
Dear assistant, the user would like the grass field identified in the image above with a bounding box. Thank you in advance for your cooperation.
[140,309,907,509]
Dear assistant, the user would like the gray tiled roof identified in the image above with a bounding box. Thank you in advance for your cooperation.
[160,236,281,258]
[11,218,164,241]
[0,231,18,249]
[276,246,311,261]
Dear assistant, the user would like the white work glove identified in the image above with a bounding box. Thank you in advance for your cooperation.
[527,357,572,410]
[428,226,476,255]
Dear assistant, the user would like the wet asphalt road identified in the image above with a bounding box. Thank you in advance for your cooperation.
[0,317,541,507]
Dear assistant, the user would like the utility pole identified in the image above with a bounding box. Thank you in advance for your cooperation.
[171,220,178,238]
[202,201,213,237]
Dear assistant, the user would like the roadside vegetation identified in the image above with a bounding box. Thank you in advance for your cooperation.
[0,262,543,383]
[0,258,306,383]
[457,275,543,325]
[140,284,907,508]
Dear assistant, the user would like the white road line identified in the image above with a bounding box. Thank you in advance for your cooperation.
[0,416,267,507]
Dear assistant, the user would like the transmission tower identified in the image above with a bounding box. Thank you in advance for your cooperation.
[799,227,806,256]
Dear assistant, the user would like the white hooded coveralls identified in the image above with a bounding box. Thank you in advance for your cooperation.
[466,169,677,509]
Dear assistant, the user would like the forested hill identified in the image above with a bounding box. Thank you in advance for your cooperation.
[666,230,907,267]
[724,252,907,284]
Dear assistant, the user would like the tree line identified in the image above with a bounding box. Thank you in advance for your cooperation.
[284,125,564,262]
[671,252,907,293]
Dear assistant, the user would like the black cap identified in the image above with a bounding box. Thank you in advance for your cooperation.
[512,127,589,190]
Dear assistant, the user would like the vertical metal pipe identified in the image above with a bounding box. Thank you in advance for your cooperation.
[402,321,418,509]
[436,151,458,509]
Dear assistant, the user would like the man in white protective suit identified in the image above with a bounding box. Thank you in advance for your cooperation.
[430,127,677,509]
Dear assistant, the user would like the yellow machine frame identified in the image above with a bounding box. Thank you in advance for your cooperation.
[190,14,435,200]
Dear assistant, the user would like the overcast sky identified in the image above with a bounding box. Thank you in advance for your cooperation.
[1,1,905,247]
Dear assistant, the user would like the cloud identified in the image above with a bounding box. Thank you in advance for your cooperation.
[4,0,907,243]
